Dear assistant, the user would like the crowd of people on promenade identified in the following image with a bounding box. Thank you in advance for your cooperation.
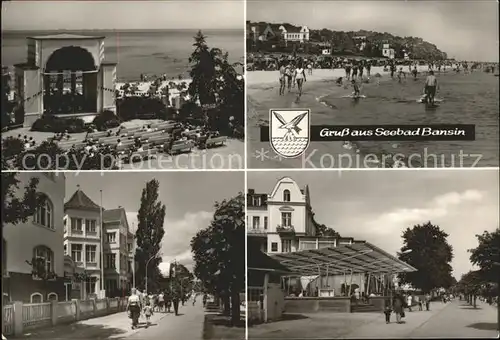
[384,292,437,324]
[126,287,209,329]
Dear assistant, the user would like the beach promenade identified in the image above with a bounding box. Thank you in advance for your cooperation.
[14,303,205,340]
[248,299,498,339]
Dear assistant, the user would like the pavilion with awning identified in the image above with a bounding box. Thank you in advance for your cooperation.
[270,242,417,313]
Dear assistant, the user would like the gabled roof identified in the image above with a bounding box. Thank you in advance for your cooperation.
[64,189,101,212]
[102,208,123,223]
[248,242,291,274]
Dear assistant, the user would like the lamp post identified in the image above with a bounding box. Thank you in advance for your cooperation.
[144,254,156,295]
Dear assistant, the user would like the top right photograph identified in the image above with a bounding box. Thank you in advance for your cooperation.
[246,0,499,169]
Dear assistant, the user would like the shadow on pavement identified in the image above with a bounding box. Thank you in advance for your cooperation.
[203,314,245,340]
[18,323,128,339]
[279,313,310,322]
[460,306,482,310]
[467,322,498,331]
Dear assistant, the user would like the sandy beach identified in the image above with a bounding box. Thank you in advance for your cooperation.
[247,65,498,168]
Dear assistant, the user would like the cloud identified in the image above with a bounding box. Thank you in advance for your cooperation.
[364,190,484,235]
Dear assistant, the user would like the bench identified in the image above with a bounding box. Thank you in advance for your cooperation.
[116,141,135,152]
[99,137,121,146]
[202,136,227,149]
[123,145,157,163]
[169,141,193,155]
[118,127,142,136]
[148,135,172,147]
[136,131,166,141]
[86,131,109,141]
[58,141,84,151]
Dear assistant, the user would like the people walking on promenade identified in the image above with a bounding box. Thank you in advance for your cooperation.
[415,295,422,311]
[407,293,413,312]
[127,288,142,329]
[143,301,153,327]
[425,293,431,311]
[393,293,405,324]
[158,291,165,312]
[384,301,392,324]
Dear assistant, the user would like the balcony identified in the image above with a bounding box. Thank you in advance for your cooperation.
[247,228,267,236]
[276,225,295,234]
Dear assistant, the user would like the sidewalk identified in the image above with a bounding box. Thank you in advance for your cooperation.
[17,311,168,339]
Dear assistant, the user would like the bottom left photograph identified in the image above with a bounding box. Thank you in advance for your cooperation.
[2,171,245,340]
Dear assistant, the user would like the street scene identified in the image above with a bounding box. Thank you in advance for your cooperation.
[2,171,245,339]
[246,1,499,168]
[246,169,499,338]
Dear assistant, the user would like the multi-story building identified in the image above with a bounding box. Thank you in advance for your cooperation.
[102,207,133,296]
[63,187,102,299]
[3,173,66,303]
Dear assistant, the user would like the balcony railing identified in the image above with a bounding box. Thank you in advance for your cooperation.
[247,228,267,235]
[276,225,295,234]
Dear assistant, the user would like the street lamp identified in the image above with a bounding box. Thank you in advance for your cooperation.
[144,255,156,295]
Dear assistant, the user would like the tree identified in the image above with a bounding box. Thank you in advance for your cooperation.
[188,31,219,106]
[191,193,244,325]
[398,221,455,293]
[1,172,44,228]
[134,179,166,293]
[311,211,340,237]
[468,228,500,283]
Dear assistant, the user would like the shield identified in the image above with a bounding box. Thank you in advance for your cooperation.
[269,109,310,158]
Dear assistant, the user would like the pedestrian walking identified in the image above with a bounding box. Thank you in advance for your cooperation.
[127,288,142,330]
[158,291,165,312]
[143,301,153,327]
[393,293,405,324]
[425,293,431,311]
[407,293,413,312]
[384,302,392,324]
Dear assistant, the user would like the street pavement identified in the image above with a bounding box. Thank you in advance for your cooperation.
[249,299,498,339]
[17,301,205,339]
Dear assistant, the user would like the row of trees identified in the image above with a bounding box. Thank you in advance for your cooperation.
[191,193,245,325]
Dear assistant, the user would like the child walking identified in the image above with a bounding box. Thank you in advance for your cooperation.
[384,302,392,324]
[144,302,153,327]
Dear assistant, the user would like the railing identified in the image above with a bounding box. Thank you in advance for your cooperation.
[3,297,128,336]
[3,304,14,335]
[276,225,295,233]
[247,228,267,234]
[22,302,51,328]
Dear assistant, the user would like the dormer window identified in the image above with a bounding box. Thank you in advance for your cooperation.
[252,197,261,206]
[283,190,291,202]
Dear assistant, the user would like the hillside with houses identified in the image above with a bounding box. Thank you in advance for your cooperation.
[247,21,448,60]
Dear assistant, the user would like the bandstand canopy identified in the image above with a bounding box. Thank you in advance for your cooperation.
[271,242,417,277]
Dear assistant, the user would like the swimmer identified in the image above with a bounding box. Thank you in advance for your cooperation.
[424,70,438,105]
[336,77,343,86]
[412,65,418,80]
[397,67,405,83]
[285,63,293,92]
[351,79,360,98]
[278,61,286,96]
[345,63,352,80]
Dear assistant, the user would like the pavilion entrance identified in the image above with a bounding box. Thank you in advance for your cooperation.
[43,46,98,115]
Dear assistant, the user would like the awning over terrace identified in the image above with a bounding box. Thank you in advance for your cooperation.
[271,242,417,276]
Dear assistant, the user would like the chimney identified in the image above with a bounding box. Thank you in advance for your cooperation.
[248,189,255,195]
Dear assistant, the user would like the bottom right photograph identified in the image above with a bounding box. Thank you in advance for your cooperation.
[246,169,499,339]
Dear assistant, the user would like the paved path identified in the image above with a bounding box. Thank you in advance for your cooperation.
[17,302,205,339]
[344,299,498,339]
[249,299,498,339]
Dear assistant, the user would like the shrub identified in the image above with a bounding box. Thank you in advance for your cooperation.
[116,97,167,121]
[92,110,121,131]
[1,136,26,169]
[31,115,86,133]
[15,141,65,170]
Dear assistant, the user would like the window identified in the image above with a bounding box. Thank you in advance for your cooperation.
[34,197,53,229]
[106,279,117,292]
[85,277,97,294]
[2,238,6,276]
[30,293,43,303]
[271,242,278,252]
[106,253,116,269]
[85,219,97,234]
[71,218,83,233]
[282,240,292,253]
[128,261,132,273]
[283,190,291,202]
[264,217,268,230]
[106,232,116,243]
[281,212,292,227]
[71,244,83,262]
[64,244,67,255]
[33,245,54,275]
[252,197,261,206]
[127,243,133,253]
[252,216,260,229]
[85,245,96,263]
[47,293,58,301]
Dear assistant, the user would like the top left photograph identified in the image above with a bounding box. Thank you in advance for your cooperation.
[1,0,245,171]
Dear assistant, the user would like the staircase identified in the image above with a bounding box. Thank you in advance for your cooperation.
[351,302,381,313]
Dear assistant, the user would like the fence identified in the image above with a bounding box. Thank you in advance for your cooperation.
[2,297,128,337]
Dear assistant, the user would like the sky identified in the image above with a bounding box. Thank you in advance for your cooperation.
[63,171,244,270]
[247,169,499,279]
[1,0,244,31]
[248,0,499,62]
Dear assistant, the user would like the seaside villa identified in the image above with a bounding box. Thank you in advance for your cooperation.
[13,34,117,127]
